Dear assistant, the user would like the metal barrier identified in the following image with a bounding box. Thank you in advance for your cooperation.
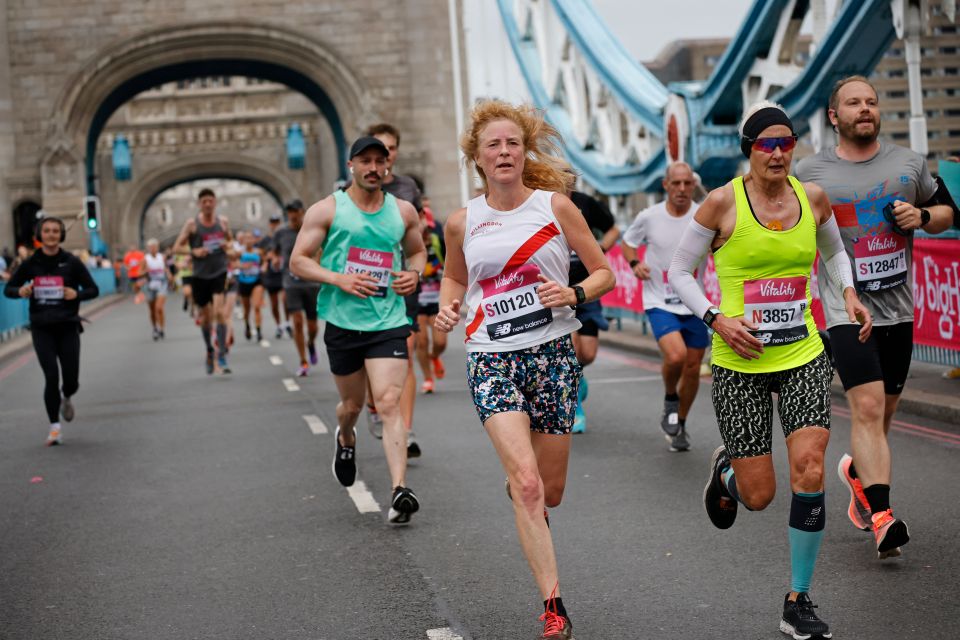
[0,267,117,343]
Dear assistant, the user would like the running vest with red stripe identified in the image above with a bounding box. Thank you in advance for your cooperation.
[462,189,580,352]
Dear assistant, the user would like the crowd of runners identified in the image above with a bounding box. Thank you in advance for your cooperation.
[6,75,960,640]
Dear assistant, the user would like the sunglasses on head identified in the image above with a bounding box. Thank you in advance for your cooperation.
[750,135,798,154]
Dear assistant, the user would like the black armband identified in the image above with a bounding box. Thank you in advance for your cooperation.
[921,176,960,227]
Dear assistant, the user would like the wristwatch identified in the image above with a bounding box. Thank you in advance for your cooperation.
[920,208,931,227]
[571,285,586,308]
[629,259,640,268]
[703,306,722,327]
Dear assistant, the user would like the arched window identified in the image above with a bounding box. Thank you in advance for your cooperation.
[246,198,262,222]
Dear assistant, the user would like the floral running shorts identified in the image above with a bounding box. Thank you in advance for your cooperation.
[466,335,582,434]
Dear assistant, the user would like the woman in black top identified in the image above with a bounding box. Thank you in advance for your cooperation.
[4,217,99,445]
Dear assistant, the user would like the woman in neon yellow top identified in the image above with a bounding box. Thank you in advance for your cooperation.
[668,102,873,640]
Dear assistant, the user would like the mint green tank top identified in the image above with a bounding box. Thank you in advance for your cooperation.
[316,190,408,332]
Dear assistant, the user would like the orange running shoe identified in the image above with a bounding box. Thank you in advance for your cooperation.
[872,509,909,559]
[421,379,435,394]
[538,609,573,639]
[432,357,446,379]
[837,454,872,531]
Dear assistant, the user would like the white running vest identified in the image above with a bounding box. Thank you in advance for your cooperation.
[462,189,580,352]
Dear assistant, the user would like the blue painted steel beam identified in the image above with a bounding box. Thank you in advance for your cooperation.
[551,0,668,134]
[497,0,665,193]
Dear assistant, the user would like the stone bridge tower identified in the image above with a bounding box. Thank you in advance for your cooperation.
[0,2,468,252]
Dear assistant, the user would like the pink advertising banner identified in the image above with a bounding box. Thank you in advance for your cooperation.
[603,240,960,352]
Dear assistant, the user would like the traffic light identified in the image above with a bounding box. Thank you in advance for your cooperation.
[84,195,100,231]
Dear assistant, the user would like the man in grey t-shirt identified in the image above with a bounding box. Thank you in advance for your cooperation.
[273,200,320,376]
[795,76,954,558]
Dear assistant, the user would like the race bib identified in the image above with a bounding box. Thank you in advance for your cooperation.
[853,233,907,292]
[480,263,552,341]
[147,268,165,290]
[418,280,440,305]
[662,271,681,305]
[344,247,393,297]
[241,261,260,277]
[743,276,809,346]
[34,275,65,302]
[201,232,225,253]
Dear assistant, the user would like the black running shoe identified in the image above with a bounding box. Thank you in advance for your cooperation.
[205,350,215,375]
[780,592,832,639]
[387,486,419,525]
[60,396,75,422]
[660,398,681,437]
[332,427,356,487]
[704,445,737,529]
[669,426,690,452]
[407,432,421,459]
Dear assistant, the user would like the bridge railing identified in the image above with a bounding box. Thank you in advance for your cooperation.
[602,234,960,369]
[0,267,117,343]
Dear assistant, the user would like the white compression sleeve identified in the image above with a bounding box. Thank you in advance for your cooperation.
[816,215,854,291]
[668,219,716,319]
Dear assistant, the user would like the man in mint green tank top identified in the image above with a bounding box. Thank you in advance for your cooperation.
[289,136,426,526]
[669,103,873,640]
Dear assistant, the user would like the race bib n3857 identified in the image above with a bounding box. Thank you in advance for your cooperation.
[743,276,809,346]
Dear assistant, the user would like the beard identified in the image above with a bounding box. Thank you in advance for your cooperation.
[838,115,880,144]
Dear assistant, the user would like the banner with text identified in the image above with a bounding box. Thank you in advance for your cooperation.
[913,238,960,350]
[602,245,824,326]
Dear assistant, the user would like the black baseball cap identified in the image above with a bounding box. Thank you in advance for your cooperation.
[284,199,304,212]
[349,136,389,159]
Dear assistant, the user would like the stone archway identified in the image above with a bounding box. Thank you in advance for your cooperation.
[41,21,372,242]
[120,153,300,247]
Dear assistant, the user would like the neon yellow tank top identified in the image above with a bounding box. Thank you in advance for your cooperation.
[711,176,823,373]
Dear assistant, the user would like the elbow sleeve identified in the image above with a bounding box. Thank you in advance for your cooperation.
[668,220,715,319]
[816,216,854,291]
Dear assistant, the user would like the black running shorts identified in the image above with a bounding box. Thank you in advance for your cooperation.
[238,280,262,298]
[191,275,226,307]
[711,352,832,459]
[828,322,913,395]
[323,323,411,376]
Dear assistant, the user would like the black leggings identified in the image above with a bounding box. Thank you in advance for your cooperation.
[30,323,81,423]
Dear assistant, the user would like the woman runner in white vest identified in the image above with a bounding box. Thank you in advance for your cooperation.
[435,101,614,640]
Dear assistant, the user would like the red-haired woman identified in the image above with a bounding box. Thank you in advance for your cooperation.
[435,101,614,639]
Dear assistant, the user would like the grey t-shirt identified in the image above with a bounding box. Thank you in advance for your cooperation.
[272,225,314,290]
[623,201,704,315]
[795,142,937,328]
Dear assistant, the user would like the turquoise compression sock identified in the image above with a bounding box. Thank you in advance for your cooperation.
[788,491,826,593]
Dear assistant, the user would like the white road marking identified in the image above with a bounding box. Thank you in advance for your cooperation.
[426,629,463,640]
[260,339,271,348]
[347,480,381,514]
[282,378,300,392]
[269,355,282,366]
[302,414,328,435]
[588,375,662,385]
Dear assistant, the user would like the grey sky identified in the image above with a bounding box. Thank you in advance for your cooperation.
[464,0,754,102]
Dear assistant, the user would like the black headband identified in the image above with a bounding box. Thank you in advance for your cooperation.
[740,107,795,158]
